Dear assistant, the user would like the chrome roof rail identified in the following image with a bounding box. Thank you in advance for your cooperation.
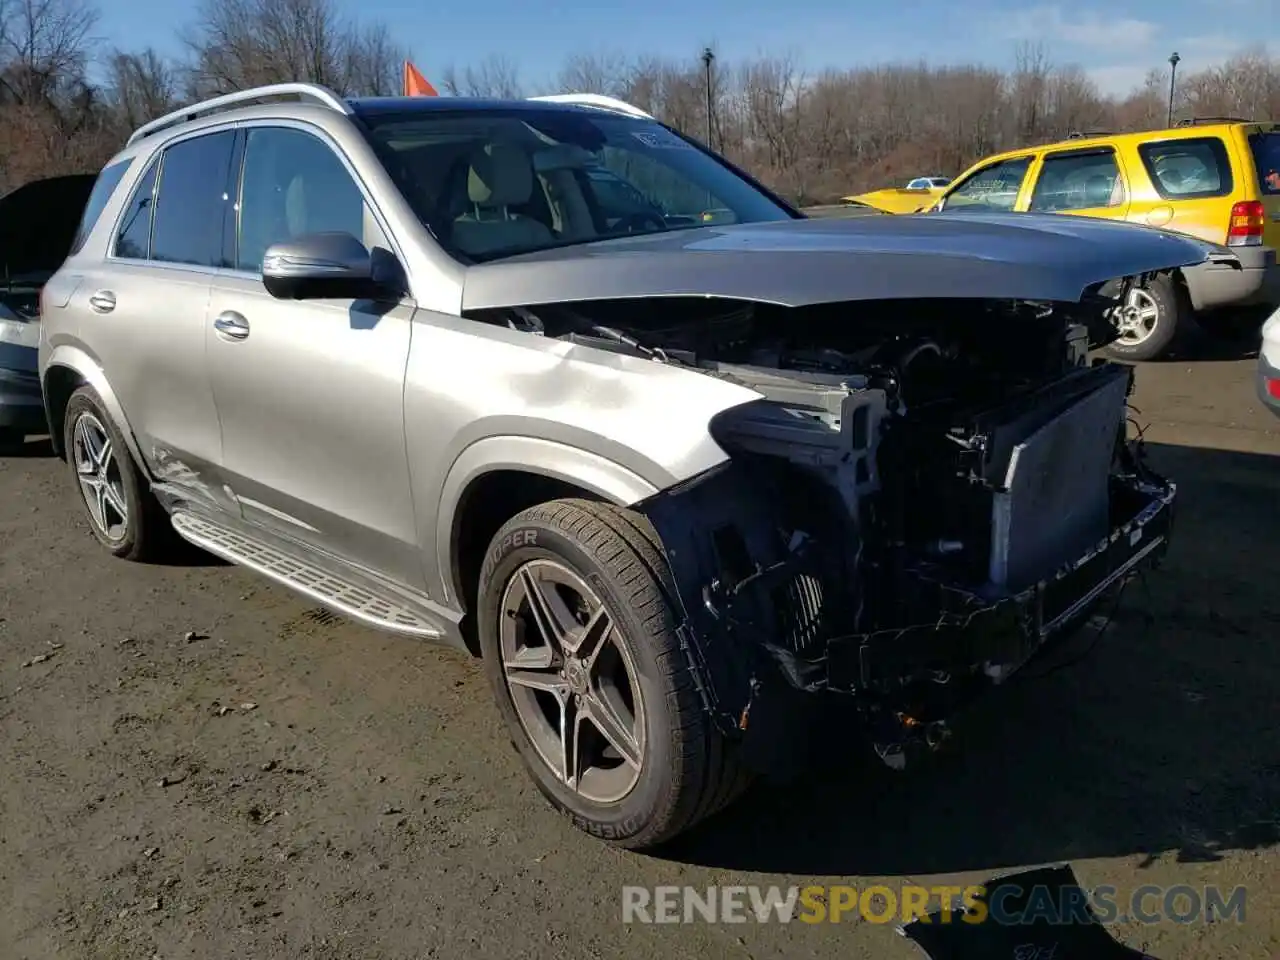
[527,93,653,120]
[126,82,353,147]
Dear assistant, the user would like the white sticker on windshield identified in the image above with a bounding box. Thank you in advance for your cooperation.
[631,131,693,150]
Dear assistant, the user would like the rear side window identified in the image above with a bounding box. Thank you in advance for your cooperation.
[1249,132,1280,195]
[1029,148,1125,212]
[69,159,132,255]
[151,131,237,268]
[114,158,159,260]
[1137,137,1233,200]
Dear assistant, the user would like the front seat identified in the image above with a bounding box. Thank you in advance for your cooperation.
[451,143,555,256]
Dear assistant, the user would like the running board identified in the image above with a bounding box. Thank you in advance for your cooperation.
[170,511,444,639]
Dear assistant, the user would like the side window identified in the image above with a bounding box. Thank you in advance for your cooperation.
[69,158,132,255]
[1137,137,1233,200]
[941,156,1032,211]
[236,127,370,273]
[113,158,160,260]
[1029,149,1125,212]
[151,131,237,268]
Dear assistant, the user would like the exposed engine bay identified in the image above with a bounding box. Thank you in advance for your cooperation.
[472,294,1176,770]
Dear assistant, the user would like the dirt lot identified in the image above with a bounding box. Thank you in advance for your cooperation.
[2,348,1278,960]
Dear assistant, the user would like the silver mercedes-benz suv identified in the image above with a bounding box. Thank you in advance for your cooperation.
[40,83,1211,848]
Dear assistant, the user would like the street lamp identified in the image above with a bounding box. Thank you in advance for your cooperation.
[1167,52,1180,127]
[701,47,715,148]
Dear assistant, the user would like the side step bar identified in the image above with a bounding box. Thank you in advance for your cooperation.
[170,511,444,639]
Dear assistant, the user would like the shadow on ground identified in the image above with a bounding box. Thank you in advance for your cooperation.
[663,442,1280,876]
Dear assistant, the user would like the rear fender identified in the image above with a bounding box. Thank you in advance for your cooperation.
[42,344,149,477]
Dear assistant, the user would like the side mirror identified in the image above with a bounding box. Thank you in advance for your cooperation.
[261,232,398,301]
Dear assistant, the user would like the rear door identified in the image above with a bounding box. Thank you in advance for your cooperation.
[1026,146,1130,221]
[1130,135,1236,242]
[1245,125,1280,250]
[73,130,236,513]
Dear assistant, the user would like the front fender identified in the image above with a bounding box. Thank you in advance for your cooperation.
[41,344,149,477]
[434,434,663,604]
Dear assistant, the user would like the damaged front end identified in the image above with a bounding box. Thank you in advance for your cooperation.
[611,295,1176,775]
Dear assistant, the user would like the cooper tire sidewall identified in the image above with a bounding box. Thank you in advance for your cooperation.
[477,517,678,843]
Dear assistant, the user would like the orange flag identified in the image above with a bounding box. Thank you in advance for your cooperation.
[403,61,438,97]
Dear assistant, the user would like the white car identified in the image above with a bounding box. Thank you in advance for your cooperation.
[1260,306,1280,417]
[905,176,951,190]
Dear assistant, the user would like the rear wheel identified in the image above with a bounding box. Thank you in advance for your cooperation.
[1103,275,1184,362]
[63,386,174,561]
[477,498,749,849]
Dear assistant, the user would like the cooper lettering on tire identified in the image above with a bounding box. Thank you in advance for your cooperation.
[476,498,749,849]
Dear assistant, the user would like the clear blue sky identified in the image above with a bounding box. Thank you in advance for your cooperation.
[98,0,1278,97]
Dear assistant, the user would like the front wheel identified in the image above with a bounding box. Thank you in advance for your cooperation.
[477,499,749,849]
[1103,275,1184,362]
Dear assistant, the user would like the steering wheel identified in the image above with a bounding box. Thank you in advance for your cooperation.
[613,211,667,234]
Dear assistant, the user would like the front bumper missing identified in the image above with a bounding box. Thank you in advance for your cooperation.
[637,455,1176,751]
[827,478,1174,692]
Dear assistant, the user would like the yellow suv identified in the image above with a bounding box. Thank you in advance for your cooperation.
[928,120,1280,360]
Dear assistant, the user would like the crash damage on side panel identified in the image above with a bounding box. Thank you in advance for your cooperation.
[473,285,1177,777]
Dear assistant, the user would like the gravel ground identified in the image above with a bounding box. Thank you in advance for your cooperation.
[1,347,1277,960]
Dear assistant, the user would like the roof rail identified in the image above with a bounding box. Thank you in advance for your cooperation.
[126,82,352,147]
[1175,116,1252,127]
[527,93,653,120]
[1066,130,1112,139]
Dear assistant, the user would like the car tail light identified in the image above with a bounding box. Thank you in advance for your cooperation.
[1227,200,1265,246]
[1268,377,1280,400]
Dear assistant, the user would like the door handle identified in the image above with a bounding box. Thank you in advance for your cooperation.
[88,290,116,314]
[213,311,250,341]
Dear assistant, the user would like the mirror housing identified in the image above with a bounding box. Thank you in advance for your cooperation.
[261,232,401,301]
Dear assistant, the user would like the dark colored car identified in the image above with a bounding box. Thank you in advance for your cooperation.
[0,174,97,445]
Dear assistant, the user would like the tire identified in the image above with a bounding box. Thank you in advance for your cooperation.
[62,385,173,561]
[477,498,749,849]
[0,427,24,449]
[1103,274,1185,362]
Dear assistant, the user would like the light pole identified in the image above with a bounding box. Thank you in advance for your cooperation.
[701,47,715,149]
[1167,52,1180,127]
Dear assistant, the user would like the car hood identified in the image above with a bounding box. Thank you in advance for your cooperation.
[460,211,1218,312]
[0,174,97,279]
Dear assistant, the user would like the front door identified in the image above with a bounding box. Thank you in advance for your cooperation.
[205,124,422,590]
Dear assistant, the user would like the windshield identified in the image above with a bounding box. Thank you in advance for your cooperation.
[1249,132,1280,195]
[359,106,794,261]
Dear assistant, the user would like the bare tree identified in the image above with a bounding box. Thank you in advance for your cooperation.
[184,0,403,97]
[439,53,521,98]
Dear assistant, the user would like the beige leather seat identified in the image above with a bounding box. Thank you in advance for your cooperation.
[452,143,554,256]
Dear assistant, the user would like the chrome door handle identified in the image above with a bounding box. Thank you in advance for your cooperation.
[213,311,250,341]
[88,290,116,314]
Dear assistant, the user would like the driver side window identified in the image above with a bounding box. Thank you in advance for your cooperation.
[236,127,385,273]
[943,156,1032,211]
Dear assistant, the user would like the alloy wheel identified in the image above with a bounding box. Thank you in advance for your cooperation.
[1116,287,1161,346]
[498,558,646,804]
[71,411,129,542]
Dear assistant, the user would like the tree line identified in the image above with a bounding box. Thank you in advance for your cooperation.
[2,0,1277,202]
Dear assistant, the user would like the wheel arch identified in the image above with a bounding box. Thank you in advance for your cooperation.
[437,436,663,655]
[42,347,148,475]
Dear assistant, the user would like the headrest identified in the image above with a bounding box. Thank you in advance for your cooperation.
[468,143,534,207]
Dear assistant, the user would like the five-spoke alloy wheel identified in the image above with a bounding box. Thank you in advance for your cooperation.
[477,499,749,849]
[62,385,172,561]
[499,558,646,804]
[71,410,129,544]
